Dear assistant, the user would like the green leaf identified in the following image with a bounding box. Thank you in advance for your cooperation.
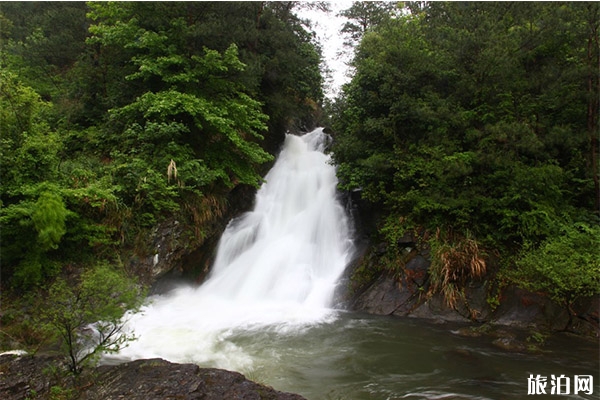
[32,190,70,251]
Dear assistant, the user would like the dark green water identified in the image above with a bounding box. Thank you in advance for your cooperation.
[224,313,599,400]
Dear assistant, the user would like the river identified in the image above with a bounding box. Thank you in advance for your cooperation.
[217,312,599,399]
[104,128,599,399]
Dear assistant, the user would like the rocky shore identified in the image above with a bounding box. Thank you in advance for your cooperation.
[0,354,305,400]
[346,236,599,337]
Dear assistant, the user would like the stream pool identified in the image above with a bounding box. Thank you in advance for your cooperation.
[206,312,599,400]
[105,308,599,400]
[103,129,598,399]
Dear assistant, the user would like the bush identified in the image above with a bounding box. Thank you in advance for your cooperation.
[39,263,144,374]
[515,222,600,314]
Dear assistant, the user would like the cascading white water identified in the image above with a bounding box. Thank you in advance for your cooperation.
[99,129,599,400]
[106,128,354,370]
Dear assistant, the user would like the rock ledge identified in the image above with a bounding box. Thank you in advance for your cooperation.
[0,355,305,400]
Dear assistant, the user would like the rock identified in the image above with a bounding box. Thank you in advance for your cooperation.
[126,183,260,288]
[352,273,417,315]
[149,219,184,279]
[409,296,471,323]
[493,286,570,329]
[126,218,189,286]
[83,359,305,400]
[0,355,305,400]
[395,231,416,248]
[404,255,429,287]
[0,354,65,400]
[348,242,600,334]
[491,337,527,352]
[453,327,484,338]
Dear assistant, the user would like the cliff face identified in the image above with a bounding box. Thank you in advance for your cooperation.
[343,230,599,337]
[126,184,260,289]
[337,191,599,336]
[0,355,305,400]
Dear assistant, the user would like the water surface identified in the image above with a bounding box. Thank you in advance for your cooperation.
[222,313,599,400]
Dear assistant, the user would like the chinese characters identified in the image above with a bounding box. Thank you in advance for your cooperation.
[527,374,594,395]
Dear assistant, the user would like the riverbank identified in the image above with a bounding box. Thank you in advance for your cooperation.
[341,192,599,338]
[3,313,597,400]
[0,354,305,400]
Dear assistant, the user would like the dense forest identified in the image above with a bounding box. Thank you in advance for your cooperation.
[330,1,599,314]
[0,1,326,357]
[1,1,324,285]
[0,0,598,371]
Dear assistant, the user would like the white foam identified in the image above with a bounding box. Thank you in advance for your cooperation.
[107,128,354,371]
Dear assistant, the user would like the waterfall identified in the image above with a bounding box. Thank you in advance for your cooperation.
[107,128,355,369]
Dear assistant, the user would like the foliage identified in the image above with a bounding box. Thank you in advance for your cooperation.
[339,2,397,47]
[32,190,69,251]
[39,263,144,374]
[85,4,277,227]
[1,71,63,287]
[0,2,327,362]
[0,2,326,294]
[0,71,119,287]
[0,2,89,105]
[514,222,600,306]
[0,69,56,191]
[332,2,599,305]
[49,385,75,400]
[83,1,324,141]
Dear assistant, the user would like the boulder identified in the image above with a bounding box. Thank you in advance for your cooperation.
[345,225,599,335]
[0,355,305,400]
[83,359,305,400]
[352,272,416,315]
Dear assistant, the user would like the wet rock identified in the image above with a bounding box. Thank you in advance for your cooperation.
[491,337,527,352]
[84,359,305,400]
[148,219,185,279]
[453,327,485,338]
[352,273,418,316]
[404,255,429,287]
[409,296,471,323]
[493,286,570,329]
[349,245,599,334]
[126,218,189,286]
[0,355,305,400]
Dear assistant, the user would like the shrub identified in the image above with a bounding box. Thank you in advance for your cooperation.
[39,263,144,374]
[514,222,600,327]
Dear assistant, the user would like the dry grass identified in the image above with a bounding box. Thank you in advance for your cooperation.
[428,229,487,309]
[167,159,178,184]
[184,193,227,240]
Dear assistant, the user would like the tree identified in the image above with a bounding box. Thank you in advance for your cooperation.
[85,4,276,228]
[0,2,89,100]
[582,3,600,212]
[339,1,398,47]
[40,264,143,374]
[0,2,327,292]
[79,2,325,142]
[332,2,599,313]
[0,69,118,289]
[0,70,64,287]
